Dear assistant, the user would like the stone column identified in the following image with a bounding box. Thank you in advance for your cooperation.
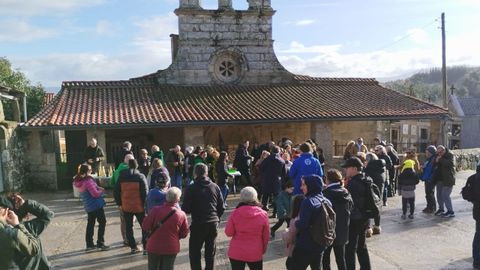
[311,121,333,164]
[218,0,232,10]
[184,126,204,148]
[180,0,201,9]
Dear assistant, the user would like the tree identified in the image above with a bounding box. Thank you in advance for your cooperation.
[0,57,46,120]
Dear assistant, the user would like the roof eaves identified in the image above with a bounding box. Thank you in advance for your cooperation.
[22,113,449,130]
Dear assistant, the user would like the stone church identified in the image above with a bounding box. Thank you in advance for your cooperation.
[22,0,447,189]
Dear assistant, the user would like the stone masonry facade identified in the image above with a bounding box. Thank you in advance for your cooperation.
[155,0,294,85]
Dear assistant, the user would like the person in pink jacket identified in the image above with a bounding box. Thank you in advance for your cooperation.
[225,186,270,270]
[142,187,189,270]
[73,164,109,251]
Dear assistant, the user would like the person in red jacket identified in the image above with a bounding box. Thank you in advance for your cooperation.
[225,186,270,270]
[142,187,189,270]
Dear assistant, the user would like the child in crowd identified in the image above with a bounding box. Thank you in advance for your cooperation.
[73,164,110,251]
[398,151,420,219]
[271,181,294,239]
[282,194,305,270]
[146,176,169,214]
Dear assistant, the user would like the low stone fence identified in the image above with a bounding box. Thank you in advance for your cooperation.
[451,148,480,171]
[327,148,480,173]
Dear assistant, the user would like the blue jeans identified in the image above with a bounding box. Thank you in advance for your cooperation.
[436,183,453,212]
[474,220,480,266]
[220,185,229,205]
[172,172,183,189]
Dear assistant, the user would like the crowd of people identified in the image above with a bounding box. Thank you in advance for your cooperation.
[1,135,480,270]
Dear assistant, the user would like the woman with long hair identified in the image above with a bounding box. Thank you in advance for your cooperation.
[216,151,230,207]
[73,164,109,251]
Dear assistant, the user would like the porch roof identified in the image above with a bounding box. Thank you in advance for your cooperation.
[24,76,448,129]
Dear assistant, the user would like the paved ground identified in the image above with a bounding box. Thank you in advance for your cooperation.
[25,170,478,269]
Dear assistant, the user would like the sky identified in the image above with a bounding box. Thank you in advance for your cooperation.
[1,0,479,89]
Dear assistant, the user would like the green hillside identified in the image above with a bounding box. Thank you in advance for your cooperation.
[383,66,480,105]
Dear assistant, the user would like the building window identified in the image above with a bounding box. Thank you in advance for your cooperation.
[420,128,428,140]
[218,60,236,78]
[209,49,245,84]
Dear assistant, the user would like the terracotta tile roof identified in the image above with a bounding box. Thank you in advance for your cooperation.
[25,77,448,128]
[456,97,480,116]
[43,93,55,107]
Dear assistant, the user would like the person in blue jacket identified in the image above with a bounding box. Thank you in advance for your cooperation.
[289,143,323,195]
[421,145,437,213]
[292,174,329,269]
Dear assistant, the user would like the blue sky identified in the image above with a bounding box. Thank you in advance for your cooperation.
[1,0,479,88]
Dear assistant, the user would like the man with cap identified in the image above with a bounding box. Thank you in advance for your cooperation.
[343,157,372,270]
[421,145,437,213]
[0,195,40,269]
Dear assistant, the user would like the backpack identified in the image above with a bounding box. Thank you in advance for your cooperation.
[462,174,476,202]
[309,198,336,247]
[362,179,382,219]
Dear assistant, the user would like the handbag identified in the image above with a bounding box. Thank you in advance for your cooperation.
[145,209,176,240]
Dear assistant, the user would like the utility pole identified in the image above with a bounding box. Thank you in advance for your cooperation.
[440,12,448,146]
[441,12,447,108]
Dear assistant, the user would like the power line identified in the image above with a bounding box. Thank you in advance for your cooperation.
[376,18,440,51]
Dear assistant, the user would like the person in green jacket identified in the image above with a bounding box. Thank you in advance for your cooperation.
[111,153,135,246]
[111,154,135,188]
[270,181,294,239]
[10,194,55,270]
[0,195,40,270]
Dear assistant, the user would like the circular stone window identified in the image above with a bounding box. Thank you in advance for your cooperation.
[209,50,246,84]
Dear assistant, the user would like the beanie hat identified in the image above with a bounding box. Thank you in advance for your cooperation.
[426,145,437,155]
[0,195,14,209]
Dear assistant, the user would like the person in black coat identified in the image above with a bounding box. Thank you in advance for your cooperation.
[374,145,392,207]
[386,145,400,196]
[259,146,287,214]
[470,166,480,269]
[343,157,372,270]
[233,141,254,186]
[364,153,386,235]
[182,163,225,270]
[322,169,353,270]
[115,141,133,168]
[84,138,105,174]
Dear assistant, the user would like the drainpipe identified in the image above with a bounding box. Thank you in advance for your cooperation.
[23,93,27,122]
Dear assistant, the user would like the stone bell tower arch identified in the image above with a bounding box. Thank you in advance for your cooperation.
[155,0,294,85]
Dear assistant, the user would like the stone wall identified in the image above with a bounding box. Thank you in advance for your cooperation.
[22,130,58,190]
[451,148,480,171]
[1,123,29,192]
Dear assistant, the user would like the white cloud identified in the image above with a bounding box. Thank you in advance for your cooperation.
[277,34,480,80]
[0,0,106,16]
[0,20,56,42]
[280,41,341,54]
[283,19,316,27]
[10,13,178,86]
[131,13,178,57]
[295,19,316,26]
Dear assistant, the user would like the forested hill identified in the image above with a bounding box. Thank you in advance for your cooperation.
[383,66,480,105]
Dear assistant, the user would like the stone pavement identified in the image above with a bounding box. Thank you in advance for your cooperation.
[25,170,478,269]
